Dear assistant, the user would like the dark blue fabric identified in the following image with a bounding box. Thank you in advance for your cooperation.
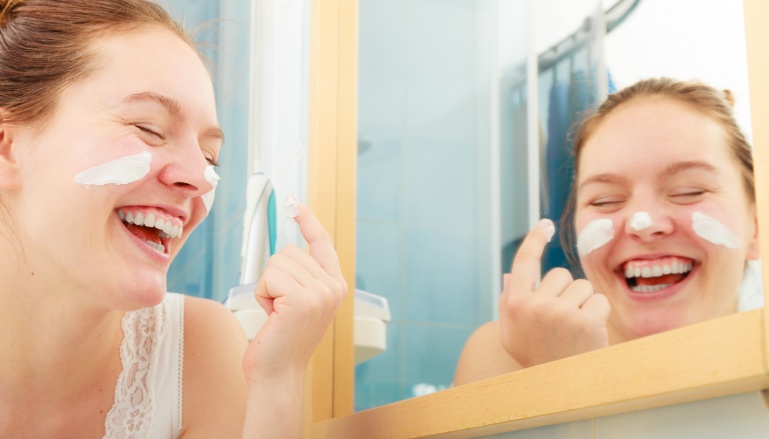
[541,69,616,275]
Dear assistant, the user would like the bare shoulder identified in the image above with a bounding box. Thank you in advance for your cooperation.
[453,320,522,386]
[181,296,248,438]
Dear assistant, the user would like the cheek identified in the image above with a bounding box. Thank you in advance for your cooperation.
[690,210,741,250]
[74,152,152,186]
[575,212,616,257]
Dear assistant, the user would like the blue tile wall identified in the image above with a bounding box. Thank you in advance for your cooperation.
[403,227,478,324]
[357,135,403,222]
[356,221,402,320]
[356,0,496,411]
[403,137,476,229]
[357,0,405,140]
[402,323,476,394]
[402,1,479,144]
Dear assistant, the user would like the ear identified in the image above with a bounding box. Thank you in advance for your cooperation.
[0,117,21,190]
[746,209,761,261]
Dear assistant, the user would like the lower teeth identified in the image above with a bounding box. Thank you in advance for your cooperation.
[144,240,165,253]
[631,284,671,293]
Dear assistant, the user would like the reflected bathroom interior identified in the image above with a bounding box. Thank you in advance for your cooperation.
[354,0,756,412]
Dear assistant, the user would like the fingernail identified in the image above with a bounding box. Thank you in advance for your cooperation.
[284,193,301,221]
[537,218,556,242]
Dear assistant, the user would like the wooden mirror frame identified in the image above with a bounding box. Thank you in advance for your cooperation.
[303,0,769,437]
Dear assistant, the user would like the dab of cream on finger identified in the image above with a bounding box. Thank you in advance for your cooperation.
[629,211,651,231]
[577,218,615,256]
[692,211,740,249]
[201,165,221,213]
[537,218,556,242]
[284,193,300,221]
[74,152,151,186]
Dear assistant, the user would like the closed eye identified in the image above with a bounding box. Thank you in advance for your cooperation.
[671,190,707,201]
[203,151,220,167]
[134,123,165,140]
[589,198,624,208]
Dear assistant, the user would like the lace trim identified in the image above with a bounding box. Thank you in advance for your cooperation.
[103,302,170,438]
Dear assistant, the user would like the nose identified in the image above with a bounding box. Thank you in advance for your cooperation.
[156,145,214,197]
[625,209,674,240]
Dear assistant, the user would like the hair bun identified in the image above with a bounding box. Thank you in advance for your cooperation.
[723,89,736,107]
[0,0,23,28]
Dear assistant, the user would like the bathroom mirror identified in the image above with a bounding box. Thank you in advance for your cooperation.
[352,0,757,411]
[304,0,769,436]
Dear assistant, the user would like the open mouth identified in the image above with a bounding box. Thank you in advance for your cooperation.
[622,256,694,293]
[117,208,183,255]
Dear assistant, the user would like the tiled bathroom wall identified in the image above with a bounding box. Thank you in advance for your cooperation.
[355,0,498,410]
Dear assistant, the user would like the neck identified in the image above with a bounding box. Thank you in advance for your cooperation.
[0,258,125,404]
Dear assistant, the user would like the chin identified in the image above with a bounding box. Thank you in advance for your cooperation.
[618,310,691,340]
[117,275,168,310]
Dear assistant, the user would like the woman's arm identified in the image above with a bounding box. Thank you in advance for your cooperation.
[181,296,249,439]
[454,320,523,385]
[180,203,345,439]
[455,220,611,386]
[240,202,347,438]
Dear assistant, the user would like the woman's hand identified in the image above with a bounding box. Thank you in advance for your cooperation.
[242,202,348,385]
[499,219,611,368]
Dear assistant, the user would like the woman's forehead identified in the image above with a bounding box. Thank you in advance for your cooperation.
[578,99,731,176]
[77,27,218,121]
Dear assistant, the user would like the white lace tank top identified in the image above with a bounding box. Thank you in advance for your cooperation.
[103,293,185,439]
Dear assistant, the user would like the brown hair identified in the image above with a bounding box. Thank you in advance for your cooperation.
[0,0,192,128]
[560,77,755,268]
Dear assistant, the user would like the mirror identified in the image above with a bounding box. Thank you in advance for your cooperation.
[353,0,757,411]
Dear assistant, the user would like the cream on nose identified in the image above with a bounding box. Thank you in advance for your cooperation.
[629,211,652,231]
[201,165,221,212]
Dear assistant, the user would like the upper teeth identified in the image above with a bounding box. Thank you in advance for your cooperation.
[118,209,183,238]
[624,260,692,278]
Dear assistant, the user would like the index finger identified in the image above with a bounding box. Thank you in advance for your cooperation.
[286,196,345,285]
[509,218,556,293]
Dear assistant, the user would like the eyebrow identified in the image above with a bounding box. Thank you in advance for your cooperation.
[578,160,720,192]
[122,91,184,117]
[660,160,719,176]
[577,173,627,191]
[121,91,225,144]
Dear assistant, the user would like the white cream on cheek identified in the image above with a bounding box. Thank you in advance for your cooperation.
[74,152,151,186]
[691,211,740,249]
[201,165,221,213]
[630,211,652,231]
[577,218,615,256]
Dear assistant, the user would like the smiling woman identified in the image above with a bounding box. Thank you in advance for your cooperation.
[454,78,761,383]
[0,1,346,438]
